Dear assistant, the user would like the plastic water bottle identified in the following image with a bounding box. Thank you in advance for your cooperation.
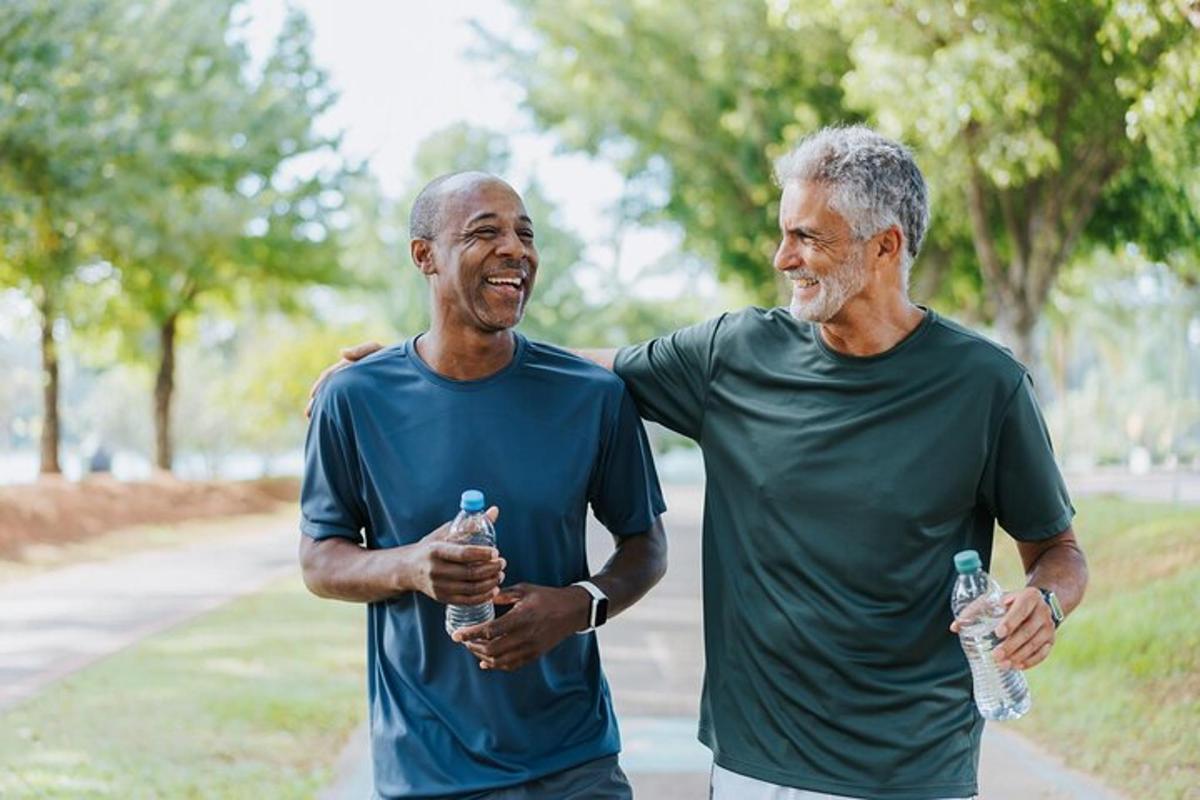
[950,549,1032,721]
[444,489,496,636]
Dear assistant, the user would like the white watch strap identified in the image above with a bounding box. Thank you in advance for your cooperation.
[572,580,607,632]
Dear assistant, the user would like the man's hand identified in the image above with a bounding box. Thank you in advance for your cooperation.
[991,587,1056,670]
[949,586,1055,671]
[305,341,384,419]
[407,507,505,605]
[450,583,591,672]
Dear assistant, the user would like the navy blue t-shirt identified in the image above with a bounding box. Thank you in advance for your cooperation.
[301,334,666,800]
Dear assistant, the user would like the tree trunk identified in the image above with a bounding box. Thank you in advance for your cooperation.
[992,298,1039,371]
[153,314,178,472]
[37,288,61,475]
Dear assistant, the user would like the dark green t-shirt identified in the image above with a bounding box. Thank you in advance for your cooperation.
[615,307,1074,800]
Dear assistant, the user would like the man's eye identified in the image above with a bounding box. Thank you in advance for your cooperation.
[518,229,535,241]
[472,227,498,237]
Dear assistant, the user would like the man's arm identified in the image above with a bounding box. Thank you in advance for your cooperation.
[453,516,668,672]
[305,344,620,419]
[586,515,669,618]
[300,509,506,605]
[572,348,618,371]
[991,527,1088,671]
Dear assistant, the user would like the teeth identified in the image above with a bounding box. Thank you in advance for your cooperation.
[795,278,818,287]
[486,277,522,287]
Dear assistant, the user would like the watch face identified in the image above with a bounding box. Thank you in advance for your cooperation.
[1041,589,1064,625]
[594,597,609,628]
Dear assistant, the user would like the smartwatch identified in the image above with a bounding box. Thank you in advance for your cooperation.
[572,580,609,633]
[1038,587,1064,628]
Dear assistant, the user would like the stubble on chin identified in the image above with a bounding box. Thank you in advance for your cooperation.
[787,253,867,323]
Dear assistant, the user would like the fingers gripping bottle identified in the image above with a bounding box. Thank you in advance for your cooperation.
[950,550,1032,721]
[445,490,497,636]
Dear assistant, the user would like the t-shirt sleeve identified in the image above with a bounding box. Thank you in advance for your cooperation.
[612,314,726,440]
[587,385,668,537]
[300,388,368,543]
[979,373,1075,541]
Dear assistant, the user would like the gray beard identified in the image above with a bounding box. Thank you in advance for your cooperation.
[787,250,868,323]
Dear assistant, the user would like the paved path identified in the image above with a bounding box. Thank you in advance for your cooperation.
[322,484,1125,800]
[0,514,296,711]
[1063,468,1200,505]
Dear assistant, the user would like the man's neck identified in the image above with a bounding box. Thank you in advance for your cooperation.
[416,325,516,381]
[817,294,926,357]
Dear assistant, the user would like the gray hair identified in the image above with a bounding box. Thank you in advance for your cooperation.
[773,125,929,281]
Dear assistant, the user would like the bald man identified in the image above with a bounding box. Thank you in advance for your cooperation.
[300,172,667,799]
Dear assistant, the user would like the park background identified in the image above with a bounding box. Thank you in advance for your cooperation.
[0,1,1197,798]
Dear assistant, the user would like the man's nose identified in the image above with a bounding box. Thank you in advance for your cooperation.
[773,242,796,273]
[495,229,530,260]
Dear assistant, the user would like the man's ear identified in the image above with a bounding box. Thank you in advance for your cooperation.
[875,225,904,263]
[411,239,436,275]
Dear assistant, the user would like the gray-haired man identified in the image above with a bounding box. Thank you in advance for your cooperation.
[312,126,1088,799]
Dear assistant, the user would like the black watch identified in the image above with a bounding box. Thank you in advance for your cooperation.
[1038,588,1064,628]
[573,580,609,633]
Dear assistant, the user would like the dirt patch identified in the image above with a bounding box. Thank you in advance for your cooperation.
[0,476,299,560]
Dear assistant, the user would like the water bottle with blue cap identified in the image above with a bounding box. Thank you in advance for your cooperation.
[445,489,497,635]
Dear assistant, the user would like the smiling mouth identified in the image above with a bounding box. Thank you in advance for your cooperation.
[485,276,525,289]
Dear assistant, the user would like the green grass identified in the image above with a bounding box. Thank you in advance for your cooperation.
[0,576,366,799]
[989,496,1200,800]
[1,496,1194,798]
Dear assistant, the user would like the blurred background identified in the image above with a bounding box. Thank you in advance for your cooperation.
[1,0,1197,486]
[0,1,1197,799]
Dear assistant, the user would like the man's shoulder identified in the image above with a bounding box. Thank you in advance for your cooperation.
[927,312,1028,382]
[669,306,794,348]
[710,306,812,351]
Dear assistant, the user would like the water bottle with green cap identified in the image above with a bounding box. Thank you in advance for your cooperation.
[950,549,1031,720]
[445,489,497,635]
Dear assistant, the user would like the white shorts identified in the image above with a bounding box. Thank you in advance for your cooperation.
[709,763,975,800]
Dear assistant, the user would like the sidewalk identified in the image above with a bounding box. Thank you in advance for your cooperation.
[322,484,1126,800]
[0,513,296,711]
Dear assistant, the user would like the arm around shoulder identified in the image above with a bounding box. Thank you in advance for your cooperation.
[572,348,618,371]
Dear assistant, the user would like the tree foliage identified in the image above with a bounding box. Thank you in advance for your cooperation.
[480,1,853,302]
[829,0,1200,363]
[489,0,1200,367]
[0,0,350,472]
[104,3,348,470]
[0,0,161,472]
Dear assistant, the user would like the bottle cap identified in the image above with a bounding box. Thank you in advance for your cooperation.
[460,489,485,512]
[954,549,982,574]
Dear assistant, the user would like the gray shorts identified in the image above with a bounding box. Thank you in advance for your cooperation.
[469,755,632,800]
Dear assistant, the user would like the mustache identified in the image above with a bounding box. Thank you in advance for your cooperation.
[497,258,531,275]
[782,269,818,281]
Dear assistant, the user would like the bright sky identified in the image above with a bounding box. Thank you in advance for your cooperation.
[243,0,709,299]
